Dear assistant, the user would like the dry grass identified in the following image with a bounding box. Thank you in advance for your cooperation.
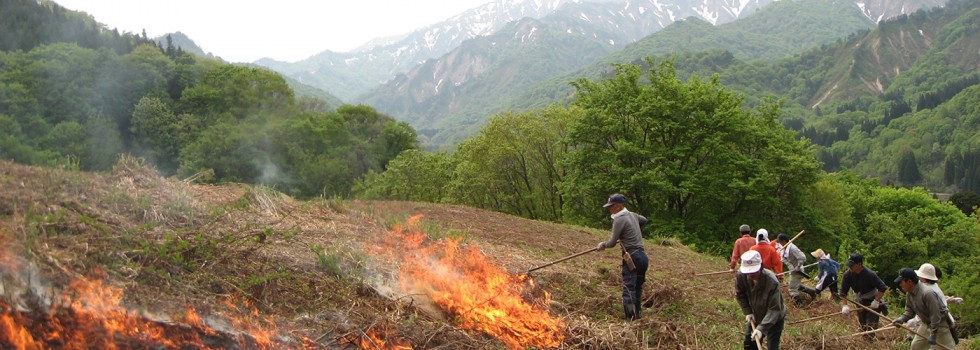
[0,159,973,349]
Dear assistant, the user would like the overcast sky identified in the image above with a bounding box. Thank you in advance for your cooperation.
[54,0,492,63]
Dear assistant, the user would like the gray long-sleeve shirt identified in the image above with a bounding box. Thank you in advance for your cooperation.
[600,209,646,252]
[897,282,950,334]
[735,269,786,333]
[781,243,806,270]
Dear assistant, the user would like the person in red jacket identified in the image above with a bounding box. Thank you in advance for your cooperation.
[730,224,756,271]
[750,229,782,277]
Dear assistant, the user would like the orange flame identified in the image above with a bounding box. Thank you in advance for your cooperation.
[342,327,412,349]
[0,273,319,349]
[372,215,564,349]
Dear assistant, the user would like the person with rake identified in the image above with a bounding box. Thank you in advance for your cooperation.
[735,250,786,350]
[596,193,649,321]
[838,253,888,340]
[776,233,807,306]
[891,268,956,349]
[798,248,840,301]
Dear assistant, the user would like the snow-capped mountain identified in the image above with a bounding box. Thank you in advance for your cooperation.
[255,0,946,101]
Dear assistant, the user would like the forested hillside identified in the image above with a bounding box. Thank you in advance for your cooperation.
[382,0,880,148]
[505,0,980,193]
[0,0,415,198]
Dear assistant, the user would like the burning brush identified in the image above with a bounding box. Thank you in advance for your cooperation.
[0,258,319,349]
[367,214,566,349]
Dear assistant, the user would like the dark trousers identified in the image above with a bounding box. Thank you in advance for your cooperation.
[743,317,784,350]
[622,250,648,321]
[816,275,838,296]
[857,298,886,338]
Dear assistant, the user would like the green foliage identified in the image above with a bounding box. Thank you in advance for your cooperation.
[354,149,455,202]
[447,106,577,221]
[563,58,819,251]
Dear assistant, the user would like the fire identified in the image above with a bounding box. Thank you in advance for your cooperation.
[372,215,565,349]
[0,272,319,349]
[341,327,412,349]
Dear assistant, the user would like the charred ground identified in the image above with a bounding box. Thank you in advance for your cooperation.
[0,159,948,349]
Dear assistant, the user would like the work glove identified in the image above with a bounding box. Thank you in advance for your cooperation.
[928,333,936,345]
[891,318,905,327]
[751,329,763,342]
[870,299,880,309]
[906,317,921,329]
[948,296,964,304]
[841,305,851,315]
[745,314,755,324]
[596,242,605,251]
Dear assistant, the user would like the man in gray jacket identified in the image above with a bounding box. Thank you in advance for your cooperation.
[776,233,808,306]
[596,193,648,321]
[892,268,956,350]
[735,250,786,350]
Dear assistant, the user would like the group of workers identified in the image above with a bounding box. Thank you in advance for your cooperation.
[592,194,960,350]
[730,224,960,350]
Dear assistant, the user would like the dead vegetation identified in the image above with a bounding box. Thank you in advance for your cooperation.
[0,159,968,349]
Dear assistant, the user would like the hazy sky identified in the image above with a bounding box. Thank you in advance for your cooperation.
[54,0,492,63]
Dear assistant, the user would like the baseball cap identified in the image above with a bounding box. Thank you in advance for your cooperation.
[602,193,626,208]
[739,250,763,274]
[844,253,863,267]
[894,267,918,284]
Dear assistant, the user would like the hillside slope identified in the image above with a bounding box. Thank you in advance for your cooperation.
[0,160,951,349]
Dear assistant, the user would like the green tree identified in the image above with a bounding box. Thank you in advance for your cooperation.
[563,58,819,250]
[448,105,576,221]
[354,149,455,202]
[131,96,181,173]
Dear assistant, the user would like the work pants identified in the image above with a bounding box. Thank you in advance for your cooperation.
[743,317,784,350]
[788,272,802,297]
[816,275,838,296]
[857,298,887,339]
[622,249,648,321]
[910,322,955,350]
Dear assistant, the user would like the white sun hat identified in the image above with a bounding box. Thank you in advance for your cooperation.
[915,263,939,281]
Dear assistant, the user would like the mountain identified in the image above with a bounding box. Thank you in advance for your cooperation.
[356,17,616,146]
[360,0,929,148]
[255,0,572,101]
[152,31,208,57]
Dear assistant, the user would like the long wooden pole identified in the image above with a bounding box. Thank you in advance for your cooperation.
[788,311,843,325]
[775,262,818,277]
[786,229,805,246]
[844,297,953,350]
[776,229,805,255]
[749,319,764,349]
[694,269,735,276]
[526,247,599,273]
[836,325,897,339]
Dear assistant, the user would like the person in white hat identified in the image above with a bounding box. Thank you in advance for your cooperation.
[735,250,786,350]
[904,263,960,343]
[749,229,783,278]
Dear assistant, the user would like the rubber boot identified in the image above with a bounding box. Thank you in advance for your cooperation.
[624,303,638,321]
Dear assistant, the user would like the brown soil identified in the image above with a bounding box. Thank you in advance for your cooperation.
[0,160,933,349]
